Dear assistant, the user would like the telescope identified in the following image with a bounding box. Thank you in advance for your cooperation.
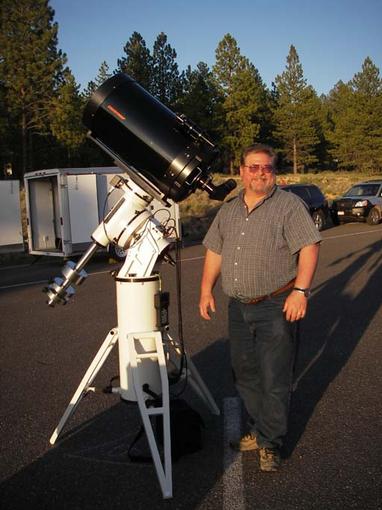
[83,72,236,203]
[45,74,236,499]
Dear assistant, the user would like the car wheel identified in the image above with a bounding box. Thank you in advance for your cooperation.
[312,210,325,231]
[366,207,381,225]
[330,211,340,226]
[108,243,127,262]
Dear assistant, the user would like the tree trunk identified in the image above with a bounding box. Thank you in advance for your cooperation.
[21,112,27,178]
[293,137,297,174]
[28,131,34,172]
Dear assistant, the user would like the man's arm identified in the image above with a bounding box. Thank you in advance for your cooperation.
[199,249,222,320]
[283,242,320,322]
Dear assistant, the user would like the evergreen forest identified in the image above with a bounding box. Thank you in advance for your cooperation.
[1,0,382,182]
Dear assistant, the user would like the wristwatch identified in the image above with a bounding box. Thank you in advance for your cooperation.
[293,287,311,298]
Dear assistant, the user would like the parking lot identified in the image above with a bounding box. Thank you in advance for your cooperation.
[1,222,381,509]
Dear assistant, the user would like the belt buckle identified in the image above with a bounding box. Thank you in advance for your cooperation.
[236,294,250,304]
[249,295,267,305]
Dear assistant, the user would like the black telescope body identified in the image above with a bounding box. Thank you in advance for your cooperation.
[83,73,236,202]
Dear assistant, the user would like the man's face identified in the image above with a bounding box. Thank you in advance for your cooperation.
[240,151,276,197]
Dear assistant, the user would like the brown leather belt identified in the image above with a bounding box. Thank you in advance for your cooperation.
[243,279,296,305]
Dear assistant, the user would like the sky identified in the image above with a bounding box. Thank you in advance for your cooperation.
[50,0,382,96]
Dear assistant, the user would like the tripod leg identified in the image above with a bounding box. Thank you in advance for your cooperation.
[49,328,119,445]
[165,333,220,416]
[129,331,172,499]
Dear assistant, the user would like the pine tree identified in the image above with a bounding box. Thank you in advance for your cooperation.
[0,0,67,177]
[213,34,245,95]
[83,61,112,99]
[50,69,86,165]
[327,58,382,172]
[151,32,183,107]
[313,93,332,169]
[273,45,322,173]
[116,32,152,90]
[325,80,357,169]
[176,62,222,138]
[213,34,269,172]
[350,57,382,171]
[224,61,264,169]
[352,57,382,96]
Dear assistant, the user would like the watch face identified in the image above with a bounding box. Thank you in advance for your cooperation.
[294,287,310,297]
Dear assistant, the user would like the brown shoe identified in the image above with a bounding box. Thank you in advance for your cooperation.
[230,432,259,451]
[259,448,281,472]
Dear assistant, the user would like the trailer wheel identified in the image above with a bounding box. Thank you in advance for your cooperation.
[108,243,127,262]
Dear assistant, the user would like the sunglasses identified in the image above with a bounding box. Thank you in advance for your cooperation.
[243,164,275,174]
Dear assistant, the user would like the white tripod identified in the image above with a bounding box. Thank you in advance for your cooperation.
[45,175,220,499]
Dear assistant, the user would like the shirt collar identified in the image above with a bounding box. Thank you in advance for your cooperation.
[239,184,278,207]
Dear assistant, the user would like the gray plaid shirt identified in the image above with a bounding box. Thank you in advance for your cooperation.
[203,186,322,300]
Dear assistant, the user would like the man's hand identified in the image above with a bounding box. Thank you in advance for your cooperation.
[283,290,308,322]
[283,242,319,322]
[199,292,216,320]
[199,249,221,320]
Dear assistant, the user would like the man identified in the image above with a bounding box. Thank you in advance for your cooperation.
[199,144,321,472]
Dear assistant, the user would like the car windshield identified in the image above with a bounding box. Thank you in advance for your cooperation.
[344,184,380,197]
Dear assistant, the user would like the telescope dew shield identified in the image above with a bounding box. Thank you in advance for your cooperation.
[83,73,221,202]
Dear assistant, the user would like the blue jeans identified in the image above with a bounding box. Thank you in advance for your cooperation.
[228,292,296,449]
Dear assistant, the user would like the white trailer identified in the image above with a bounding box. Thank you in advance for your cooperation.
[24,167,180,258]
[0,179,24,253]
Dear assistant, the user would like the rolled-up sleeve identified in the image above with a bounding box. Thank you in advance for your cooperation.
[203,209,224,254]
[283,199,322,254]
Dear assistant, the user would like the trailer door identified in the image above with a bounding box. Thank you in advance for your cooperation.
[28,177,57,251]
[67,174,99,248]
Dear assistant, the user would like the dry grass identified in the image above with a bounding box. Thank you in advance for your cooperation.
[275,170,382,200]
[180,170,382,241]
[14,171,382,249]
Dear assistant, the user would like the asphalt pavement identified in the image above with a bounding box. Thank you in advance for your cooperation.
[0,223,381,509]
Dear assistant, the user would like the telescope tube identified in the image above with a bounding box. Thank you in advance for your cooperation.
[83,73,235,202]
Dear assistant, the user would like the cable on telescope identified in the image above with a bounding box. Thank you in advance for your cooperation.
[168,237,189,397]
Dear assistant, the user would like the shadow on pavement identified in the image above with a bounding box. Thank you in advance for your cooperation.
[0,341,229,510]
[285,237,382,457]
[2,236,381,509]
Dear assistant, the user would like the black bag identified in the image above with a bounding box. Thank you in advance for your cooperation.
[155,398,204,462]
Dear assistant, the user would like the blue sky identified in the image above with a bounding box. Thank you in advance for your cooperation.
[50,0,382,95]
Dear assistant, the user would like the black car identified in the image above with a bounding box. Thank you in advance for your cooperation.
[280,183,329,231]
[331,180,382,225]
